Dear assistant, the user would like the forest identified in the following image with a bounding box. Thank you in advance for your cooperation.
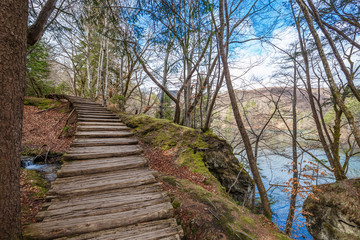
[0,0,359,239]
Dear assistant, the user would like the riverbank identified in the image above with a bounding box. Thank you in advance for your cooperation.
[20,97,75,229]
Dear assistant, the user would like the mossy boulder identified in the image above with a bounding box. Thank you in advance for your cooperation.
[303,178,360,240]
[118,113,254,204]
[161,176,289,240]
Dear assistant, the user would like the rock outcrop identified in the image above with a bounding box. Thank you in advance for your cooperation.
[303,178,360,240]
[117,113,254,204]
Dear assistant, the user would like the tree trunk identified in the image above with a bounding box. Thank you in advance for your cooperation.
[85,24,92,94]
[0,1,27,238]
[27,0,58,46]
[285,57,299,235]
[217,0,272,220]
[96,39,104,98]
[296,0,356,179]
[305,0,360,102]
[159,39,172,119]
[293,0,346,180]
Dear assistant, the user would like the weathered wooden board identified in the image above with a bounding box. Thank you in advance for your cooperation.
[47,183,162,202]
[75,130,133,138]
[77,121,125,126]
[48,169,156,196]
[78,114,118,119]
[58,155,148,177]
[76,111,115,116]
[77,118,122,123]
[77,125,130,131]
[64,145,142,160]
[71,137,137,147]
[55,219,182,240]
[39,194,168,222]
[24,202,174,239]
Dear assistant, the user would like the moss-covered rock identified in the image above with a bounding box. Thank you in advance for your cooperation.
[118,113,254,205]
[303,178,360,239]
[161,176,289,240]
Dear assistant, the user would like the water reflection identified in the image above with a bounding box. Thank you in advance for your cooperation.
[239,149,360,239]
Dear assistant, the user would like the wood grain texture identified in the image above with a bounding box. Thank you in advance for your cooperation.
[24,97,182,240]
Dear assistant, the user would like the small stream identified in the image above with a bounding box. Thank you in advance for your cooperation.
[21,156,61,182]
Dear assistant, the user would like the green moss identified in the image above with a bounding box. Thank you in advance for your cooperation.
[176,178,287,240]
[24,97,58,110]
[23,169,48,198]
[178,148,211,177]
[162,176,178,187]
[22,146,44,156]
[172,199,181,209]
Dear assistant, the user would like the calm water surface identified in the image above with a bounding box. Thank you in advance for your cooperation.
[241,149,360,239]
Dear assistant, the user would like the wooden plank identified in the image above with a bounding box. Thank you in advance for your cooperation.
[77,125,130,131]
[67,145,141,154]
[39,195,168,222]
[64,145,142,160]
[46,183,162,206]
[48,170,156,197]
[77,121,125,126]
[78,114,118,119]
[76,108,111,112]
[24,202,174,240]
[76,111,114,116]
[77,118,122,123]
[58,155,148,177]
[74,130,133,138]
[71,138,137,147]
[55,219,181,240]
[75,106,107,109]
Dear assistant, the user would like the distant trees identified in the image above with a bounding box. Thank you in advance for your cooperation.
[26,41,53,97]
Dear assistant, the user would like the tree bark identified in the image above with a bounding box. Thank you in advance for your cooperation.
[285,57,299,235]
[305,0,360,102]
[0,0,28,239]
[27,0,58,46]
[217,0,272,220]
[296,0,359,177]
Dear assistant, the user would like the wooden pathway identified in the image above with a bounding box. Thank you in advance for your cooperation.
[24,97,183,240]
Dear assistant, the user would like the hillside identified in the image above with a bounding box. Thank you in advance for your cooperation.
[116,113,290,240]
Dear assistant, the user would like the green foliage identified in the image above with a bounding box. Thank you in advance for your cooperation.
[26,42,54,97]
[110,94,126,104]
[55,81,72,95]
[324,97,360,125]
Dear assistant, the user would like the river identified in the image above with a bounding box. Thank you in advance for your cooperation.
[242,149,360,239]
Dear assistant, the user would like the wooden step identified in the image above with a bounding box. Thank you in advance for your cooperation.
[38,192,168,222]
[73,102,104,107]
[55,219,182,240]
[64,145,141,160]
[75,105,107,109]
[24,202,174,240]
[48,168,156,197]
[77,121,125,126]
[76,111,114,116]
[75,130,133,138]
[58,155,148,177]
[78,118,122,123]
[77,125,130,131]
[77,114,118,119]
[46,183,162,205]
[71,138,137,147]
